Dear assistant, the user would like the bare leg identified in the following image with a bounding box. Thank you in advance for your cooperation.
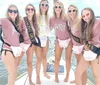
[35,46,42,84]
[64,43,72,82]
[91,56,100,85]
[2,51,17,85]
[54,42,63,83]
[70,54,80,83]
[70,53,87,85]
[16,52,24,67]
[75,57,90,85]
[26,45,35,85]
[42,40,50,79]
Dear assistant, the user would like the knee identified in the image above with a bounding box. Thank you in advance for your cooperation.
[75,68,82,78]
[66,57,71,61]
[42,56,47,60]
[27,60,32,66]
[8,68,17,75]
[93,74,100,83]
[55,58,60,63]
[37,57,42,63]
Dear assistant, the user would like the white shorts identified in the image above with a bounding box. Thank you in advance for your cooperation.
[58,38,71,48]
[83,50,97,61]
[20,43,30,52]
[11,43,30,57]
[39,36,47,47]
[11,46,23,57]
[72,45,84,54]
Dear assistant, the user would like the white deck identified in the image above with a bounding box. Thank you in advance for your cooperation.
[15,60,93,85]
[15,67,76,85]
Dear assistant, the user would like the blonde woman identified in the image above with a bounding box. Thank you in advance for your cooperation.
[37,0,50,79]
[67,5,87,84]
[0,4,30,85]
[76,8,100,85]
[49,1,72,83]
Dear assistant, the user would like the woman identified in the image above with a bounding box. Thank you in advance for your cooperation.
[0,4,30,85]
[17,4,42,85]
[49,1,72,83]
[75,8,100,85]
[37,0,50,79]
[67,5,87,84]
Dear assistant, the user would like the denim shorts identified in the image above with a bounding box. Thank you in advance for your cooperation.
[32,37,41,47]
[90,45,100,56]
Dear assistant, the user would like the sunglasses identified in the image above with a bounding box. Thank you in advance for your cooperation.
[40,4,48,7]
[55,6,62,9]
[82,13,90,18]
[26,8,34,11]
[8,9,18,14]
[68,10,76,13]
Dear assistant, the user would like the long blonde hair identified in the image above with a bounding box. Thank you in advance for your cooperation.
[53,1,66,20]
[6,4,21,30]
[67,4,81,29]
[38,0,49,25]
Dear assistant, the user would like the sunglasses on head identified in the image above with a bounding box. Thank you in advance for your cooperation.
[8,9,18,14]
[68,9,76,13]
[40,4,48,7]
[82,13,90,18]
[26,8,34,11]
[55,6,62,9]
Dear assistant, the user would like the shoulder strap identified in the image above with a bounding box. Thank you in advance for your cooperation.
[0,25,2,40]
[24,17,36,42]
[0,25,10,46]
[66,21,81,43]
[9,19,21,34]
[9,19,24,43]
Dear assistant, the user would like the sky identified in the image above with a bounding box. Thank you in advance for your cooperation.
[0,0,100,18]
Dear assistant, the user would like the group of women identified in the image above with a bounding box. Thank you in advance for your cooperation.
[0,0,100,85]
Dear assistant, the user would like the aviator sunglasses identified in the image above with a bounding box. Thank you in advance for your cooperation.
[8,9,18,14]
[82,13,90,18]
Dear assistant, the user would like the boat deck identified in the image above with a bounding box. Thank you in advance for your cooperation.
[15,60,92,85]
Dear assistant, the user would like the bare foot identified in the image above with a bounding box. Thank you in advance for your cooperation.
[64,77,68,82]
[29,81,35,85]
[44,73,50,79]
[70,80,76,83]
[55,77,59,83]
[36,78,41,84]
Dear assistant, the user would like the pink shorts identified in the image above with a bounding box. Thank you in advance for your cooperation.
[72,45,84,54]
[20,43,30,52]
[83,50,97,61]
[58,38,71,48]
